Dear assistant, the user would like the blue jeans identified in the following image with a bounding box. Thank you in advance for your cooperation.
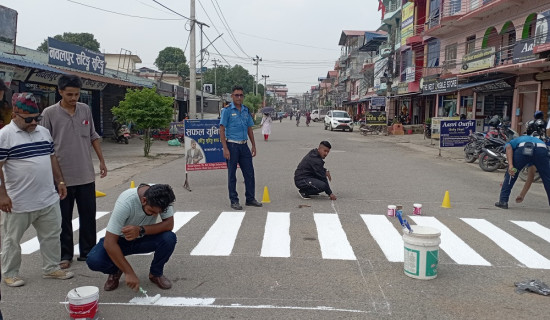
[499,146,550,205]
[226,142,256,204]
[86,231,177,276]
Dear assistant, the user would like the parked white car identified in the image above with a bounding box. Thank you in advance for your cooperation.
[324,110,353,132]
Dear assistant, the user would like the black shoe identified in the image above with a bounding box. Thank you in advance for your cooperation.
[245,200,263,207]
[495,201,508,209]
[231,202,243,210]
[76,256,87,262]
[298,190,311,199]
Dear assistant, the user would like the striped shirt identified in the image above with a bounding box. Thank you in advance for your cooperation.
[0,122,59,212]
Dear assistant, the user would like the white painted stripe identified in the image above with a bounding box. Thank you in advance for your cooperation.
[21,211,110,255]
[128,297,215,306]
[410,216,491,266]
[190,212,245,256]
[360,214,403,262]
[314,213,356,260]
[261,212,291,258]
[462,218,550,269]
[511,221,550,244]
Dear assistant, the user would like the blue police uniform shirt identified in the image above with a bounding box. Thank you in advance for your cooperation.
[219,102,254,141]
[506,135,544,149]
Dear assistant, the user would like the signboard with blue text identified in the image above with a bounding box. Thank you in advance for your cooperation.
[47,37,105,75]
[439,120,476,147]
[184,120,226,171]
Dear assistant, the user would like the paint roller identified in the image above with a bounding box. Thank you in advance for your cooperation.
[139,287,161,304]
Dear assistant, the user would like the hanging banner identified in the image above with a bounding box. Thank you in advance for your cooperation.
[461,47,495,73]
[401,2,414,47]
[439,120,476,147]
[534,9,550,54]
[184,119,226,171]
[48,37,105,75]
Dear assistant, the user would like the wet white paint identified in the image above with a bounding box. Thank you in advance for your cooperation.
[410,216,491,266]
[314,213,356,260]
[511,221,550,244]
[127,297,216,306]
[361,214,403,262]
[462,218,550,269]
[261,212,291,257]
[191,211,245,256]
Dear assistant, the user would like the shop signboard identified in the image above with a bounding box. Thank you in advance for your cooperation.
[401,2,415,47]
[513,39,537,63]
[431,116,459,139]
[373,56,388,90]
[27,70,107,91]
[365,112,387,125]
[184,119,226,171]
[460,47,495,73]
[422,77,458,94]
[397,82,408,95]
[405,66,415,83]
[48,37,105,75]
[439,120,476,147]
[371,96,385,107]
[534,9,550,54]
[472,80,512,93]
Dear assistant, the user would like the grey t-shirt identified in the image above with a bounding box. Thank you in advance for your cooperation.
[40,102,100,186]
[106,188,174,236]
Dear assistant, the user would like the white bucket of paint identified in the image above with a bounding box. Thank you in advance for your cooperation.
[387,205,396,217]
[403,226,440,280]
[413,203,422,215]
[66,286,99,319]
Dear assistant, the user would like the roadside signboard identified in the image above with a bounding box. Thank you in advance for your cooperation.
[184,119,226,171]
[439,120,476,147]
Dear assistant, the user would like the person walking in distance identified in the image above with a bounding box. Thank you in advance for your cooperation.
[260,112,272,141]
[294,141,337,200]
[219,85,263,210]
[0,93,74,287]
[40,74,108,269]
[296,112,301,127]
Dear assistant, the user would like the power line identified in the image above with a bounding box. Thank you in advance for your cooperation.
[211,0,250,58]
[67,0,183,20]
[196,0,242,58]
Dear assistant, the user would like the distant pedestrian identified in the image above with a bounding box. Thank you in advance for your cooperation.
[261,113,272,141]
[219,85,263,210]
[296,112,301,126]
[0,93,74,287]
[294,141,337,200]
[0,79,11,127]
[289,111,293,120]
[306,111,311,127]
[40,74,108,269]
[86,184,176,292]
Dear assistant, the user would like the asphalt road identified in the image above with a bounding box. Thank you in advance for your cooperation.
[2,119,550,319]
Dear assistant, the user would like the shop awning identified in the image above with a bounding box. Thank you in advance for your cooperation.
[0,54,66,74]
[53,66,139,87]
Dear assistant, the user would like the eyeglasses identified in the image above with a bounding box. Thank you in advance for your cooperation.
[233,94,244,97]
[16,113,42,123]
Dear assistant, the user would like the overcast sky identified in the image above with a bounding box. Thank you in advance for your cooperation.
[3,0,381,96]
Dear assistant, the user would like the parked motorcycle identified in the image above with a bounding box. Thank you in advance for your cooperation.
[115,125,130,144]
[478,137,507,172]
[464,132,486,163]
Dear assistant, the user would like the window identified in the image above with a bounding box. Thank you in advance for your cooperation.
[427,39,440,67]
[445,43,457,68]
[466,35,476,54]
[449,0,462,15]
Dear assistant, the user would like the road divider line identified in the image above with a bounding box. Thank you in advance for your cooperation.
[191,212,245,256]
[314,213,356,260]
[261,212,291,258]
[462,218,550,269]
[360,214,403,262]
[511,221,550,244]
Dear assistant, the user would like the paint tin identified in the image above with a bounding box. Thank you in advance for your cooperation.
[387,205,396,217]
[413,203,422,215]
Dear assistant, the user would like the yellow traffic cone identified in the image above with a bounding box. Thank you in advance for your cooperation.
[95,190,106,197]
[441,190,451,208]
[130,180,135,188]
[261,186,271,203]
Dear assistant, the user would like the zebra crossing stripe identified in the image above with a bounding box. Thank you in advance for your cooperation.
[462,218,550,269]
[510,221,550,244]
[314,213,356,260]
[21,211,110,255]
[410,216,491,266]
[190,211,245,256]
[261,212,291,258]
[75,212,200,256]
[360,214,403,262]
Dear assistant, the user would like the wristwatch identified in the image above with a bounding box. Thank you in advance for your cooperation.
[139,226,146,238]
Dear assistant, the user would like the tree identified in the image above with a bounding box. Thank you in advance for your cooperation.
[155,47,190,79]
[200,65,255,96]
[37,32,100,52]
[111,87,174,157]
[243,93,262,115]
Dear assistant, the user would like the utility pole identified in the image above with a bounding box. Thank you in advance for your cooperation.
[261,75,269,107]
[189,0,196,119]
[253,55,262,95]
[212,58,221,96]
[200,24,204,119]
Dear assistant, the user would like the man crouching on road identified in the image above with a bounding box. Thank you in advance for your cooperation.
[86,184,176,291]
[294,141,337,200]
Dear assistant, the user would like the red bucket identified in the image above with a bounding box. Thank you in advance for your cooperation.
[67,286,99,319]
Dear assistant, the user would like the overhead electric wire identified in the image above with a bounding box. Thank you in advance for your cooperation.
[67,0,183,20]
[211,0,251,58]
[196,0,242,59]
[151,0,192,21]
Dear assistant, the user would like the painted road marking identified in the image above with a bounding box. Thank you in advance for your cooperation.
[360,214,403,262]
[21,211,110,254]
[462,218,550,269]
[410,216,491,266]
[261,212,291,258]
[314,213,356,260]
[510,221,550,244]
[191,212,245,256]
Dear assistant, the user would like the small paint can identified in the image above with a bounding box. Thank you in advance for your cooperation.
[413,203,422,215]
[387,205,396,217]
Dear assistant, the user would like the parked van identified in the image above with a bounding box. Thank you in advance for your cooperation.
[311,109,327,122]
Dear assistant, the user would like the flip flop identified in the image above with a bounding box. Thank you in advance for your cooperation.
[59,260,71,269]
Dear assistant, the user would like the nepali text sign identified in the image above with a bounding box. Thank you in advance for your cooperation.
[439,120,476,147]
[534,9,550,54]
[461,47,495,73]
[371,96,385,107]
[365,112,387,125]
[401,2,414,47]
[27,70,107,91]
[48,37,105,75]
[422,77,458,94]
[184,119,226,171]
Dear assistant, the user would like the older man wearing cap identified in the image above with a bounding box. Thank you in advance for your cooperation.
[0,93,73,287]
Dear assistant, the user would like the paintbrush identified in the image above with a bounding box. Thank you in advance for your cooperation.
[139,287,161,304]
